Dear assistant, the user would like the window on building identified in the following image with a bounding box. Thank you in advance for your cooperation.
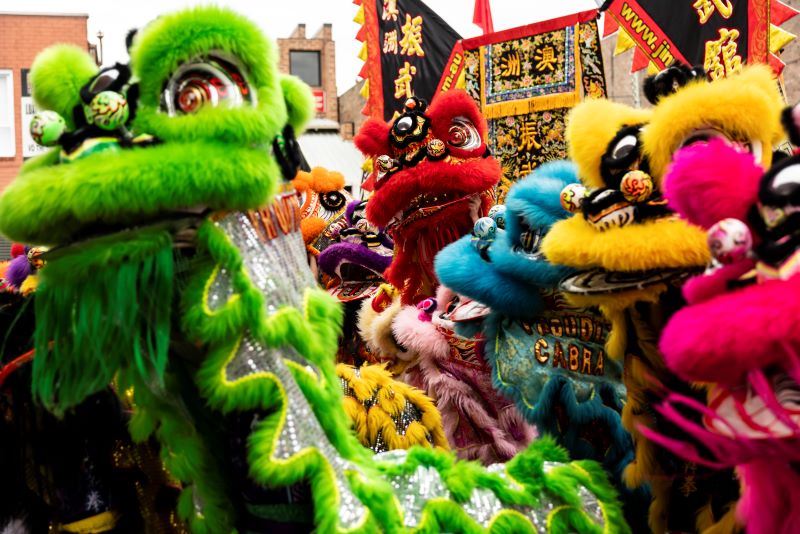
[290,51,321,87]
[0,70,14,158]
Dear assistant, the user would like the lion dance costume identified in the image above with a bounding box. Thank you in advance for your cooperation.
[0,7,626,533]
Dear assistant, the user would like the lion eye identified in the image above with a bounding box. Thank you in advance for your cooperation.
[320,191,346,211]
[611,134,638,160]
[447,117,480,150]
[162,55,255,116]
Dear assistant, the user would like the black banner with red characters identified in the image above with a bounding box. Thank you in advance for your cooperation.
[605,0,777,78]
[364,0,460,120]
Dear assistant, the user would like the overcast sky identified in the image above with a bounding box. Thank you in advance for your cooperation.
[11,0,599,95]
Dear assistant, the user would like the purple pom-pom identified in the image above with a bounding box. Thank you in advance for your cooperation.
[5,255,31,289]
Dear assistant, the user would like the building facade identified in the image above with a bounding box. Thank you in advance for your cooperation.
[278,23,339,123]
[337,79,366,140]
[0,12,91,190]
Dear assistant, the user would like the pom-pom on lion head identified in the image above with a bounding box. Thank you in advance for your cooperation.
[292,166,353,256]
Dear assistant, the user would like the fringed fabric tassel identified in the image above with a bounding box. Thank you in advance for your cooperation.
[33,229,174,415]
[482,91,582,120]
[388,207,476,304]
[336,362,448,451]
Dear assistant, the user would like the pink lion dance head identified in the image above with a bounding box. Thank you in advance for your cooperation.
[646,114,800,534]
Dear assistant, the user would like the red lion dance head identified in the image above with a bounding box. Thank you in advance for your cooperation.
[355,90,501,304]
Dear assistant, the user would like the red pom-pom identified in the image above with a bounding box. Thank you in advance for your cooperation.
[10,244,25,258]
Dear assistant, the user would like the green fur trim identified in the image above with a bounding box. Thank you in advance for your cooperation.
[19,148,60,174]
[184,220,368,463]
[280,75,315,135]
[244,503,313,524]
[182,218,630,533]
[0,142,278,245]
[119,361,237,534]
[32,228,172,415]
[184,220,383,532]
[30,45,98,129]
[130,6,298,146]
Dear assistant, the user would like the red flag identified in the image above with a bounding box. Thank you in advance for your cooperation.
[473,0,494,35]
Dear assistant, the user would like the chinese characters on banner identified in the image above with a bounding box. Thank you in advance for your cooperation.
[705,28,742,79]
[604,0,798,79]
[693,0,743,79]
[693,0,734,25]
[455,11,607,201]
[365,0,461,120]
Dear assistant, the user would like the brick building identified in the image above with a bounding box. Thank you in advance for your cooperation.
[277,24,366,194]
[278,23,339,122]
[0,12,91,190]
[338,79,366,140]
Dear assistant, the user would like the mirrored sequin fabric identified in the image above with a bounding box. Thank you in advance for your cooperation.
[205,266,235,312]
[223,331,317,382]
[392,402,423,437]
[579,486,605,526]
[374,452,605,531]
[212,201,610,532]
[215,207,316,316]
[377,450,451,528]
[263,340,368,530]
[215,204,368,530]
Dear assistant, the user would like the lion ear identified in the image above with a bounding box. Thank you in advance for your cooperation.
[782,104,800,147]
[30,44,98,130]
[427,90,487,142]
[354,119,392,157]
[280,74,315,135]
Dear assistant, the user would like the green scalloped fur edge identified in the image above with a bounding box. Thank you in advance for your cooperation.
[177,218,631,533]
[118,364,237,534]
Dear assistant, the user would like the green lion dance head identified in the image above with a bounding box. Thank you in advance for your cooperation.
[0,6,313,413]
[1,6,312,245]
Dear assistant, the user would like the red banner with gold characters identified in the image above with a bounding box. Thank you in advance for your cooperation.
[355,0,461,120]
[603,0,799,78]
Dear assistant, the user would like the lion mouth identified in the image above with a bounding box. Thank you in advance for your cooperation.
[581,188,672,231]
[386,191,487,233]
[706,371,800,441]
[325,262,386,302]
[513,219,545,260]
[559,267,696,294]
[44,207,210,258]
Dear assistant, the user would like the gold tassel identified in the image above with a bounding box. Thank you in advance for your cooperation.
[377,386,406,415]
[366,405,388,444]
[482,91,581,120]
